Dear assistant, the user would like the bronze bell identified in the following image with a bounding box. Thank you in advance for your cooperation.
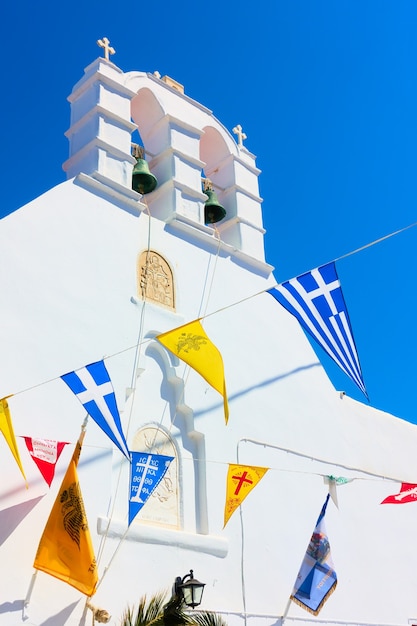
[131,145,157,195]
[203,180,226,224]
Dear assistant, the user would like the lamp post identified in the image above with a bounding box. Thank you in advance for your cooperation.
[174,570,205,609]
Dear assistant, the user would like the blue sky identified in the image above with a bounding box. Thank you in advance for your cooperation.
[2,1,417,423]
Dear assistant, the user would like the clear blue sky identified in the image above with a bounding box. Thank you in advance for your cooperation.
[2,1,417,423]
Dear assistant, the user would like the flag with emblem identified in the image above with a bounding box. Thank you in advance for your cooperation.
[268,262,367,397]
[129,452,174,525]
[224,464,269,528]
[0,397,27,484]
[61,360,130,459]
[381,483,417,504]
[33,427,98,596]
[156,319,229,424]
[290,493,337,615]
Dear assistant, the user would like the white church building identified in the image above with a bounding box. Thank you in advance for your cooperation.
[1,41,417,626]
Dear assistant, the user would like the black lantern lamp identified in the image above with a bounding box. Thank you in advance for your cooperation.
[175,570,205,608]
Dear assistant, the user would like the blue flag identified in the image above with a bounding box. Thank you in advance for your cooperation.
[268,262,367,397]
[291,494,337,615]
[61,360,130,460]
[129,452,174,525]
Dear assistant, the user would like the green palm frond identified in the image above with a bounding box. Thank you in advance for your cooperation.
[120,590,169,626]
[189,611,228,626]
[120,591,228,626]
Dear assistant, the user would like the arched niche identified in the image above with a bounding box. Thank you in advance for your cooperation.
[131,425,180,529]
[200,125,235,196]
[131,88,166,157]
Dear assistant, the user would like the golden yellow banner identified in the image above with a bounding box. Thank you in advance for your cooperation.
[33,430,98,596]
[0,397,27,484]
[157,319,229,424]
[224,463,269,527]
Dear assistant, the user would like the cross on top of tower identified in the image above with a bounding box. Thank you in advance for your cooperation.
[97,37,115,61]
[232,124,247,147]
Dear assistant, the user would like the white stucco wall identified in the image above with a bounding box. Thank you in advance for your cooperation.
[1,59,417,626]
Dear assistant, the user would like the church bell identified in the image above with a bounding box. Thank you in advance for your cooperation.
[203,180,226,224]
[131,145,158,195]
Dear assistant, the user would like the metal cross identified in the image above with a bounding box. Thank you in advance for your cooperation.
[97,37,115,61]
[232,124,247,147]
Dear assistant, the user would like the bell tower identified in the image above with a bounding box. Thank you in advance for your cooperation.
[63,41,272,275]
[125,71,271,272]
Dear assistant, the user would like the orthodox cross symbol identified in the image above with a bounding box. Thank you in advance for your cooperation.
[232,124,247,147]
[232,470,253,495]
[97,37,115,61]
[130,454,155,503]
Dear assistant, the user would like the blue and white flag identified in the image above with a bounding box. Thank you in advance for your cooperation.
[291,493,337,615]
[268,262,367,397]
[61,360,130,460]
[129,452,174,525]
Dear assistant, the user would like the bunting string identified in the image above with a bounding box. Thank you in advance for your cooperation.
[237,437,407,484]
[4,215,417,405]
[6,214,417,613]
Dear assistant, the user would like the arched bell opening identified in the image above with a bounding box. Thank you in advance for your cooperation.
[200,127,234,225]
[130,88,165,195]
[131,128,158,195]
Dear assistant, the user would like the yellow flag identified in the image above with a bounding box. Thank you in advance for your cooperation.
[33,430,98,596]
[0,397,27,484]
[224,464,269,527]
[157,319,229,423]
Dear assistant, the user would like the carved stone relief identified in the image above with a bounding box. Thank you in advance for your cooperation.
[138,251,175,309]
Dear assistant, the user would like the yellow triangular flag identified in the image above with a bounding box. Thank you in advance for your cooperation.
[224,463,269,527]
[0,396,27,484]
[33,428,98,596]
[157,319,229,423]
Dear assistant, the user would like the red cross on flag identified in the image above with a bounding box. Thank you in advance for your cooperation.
[224,463,268,528]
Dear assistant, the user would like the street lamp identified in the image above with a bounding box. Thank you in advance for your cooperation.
[174,570,205,608]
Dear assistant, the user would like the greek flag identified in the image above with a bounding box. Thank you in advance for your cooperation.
[268,262,367,397]
[61,360,130,460]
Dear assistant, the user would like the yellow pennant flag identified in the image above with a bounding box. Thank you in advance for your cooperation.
[0,397,27,484]
[33,429,98,596]
[157,319,229,424]
[224,464,269,528]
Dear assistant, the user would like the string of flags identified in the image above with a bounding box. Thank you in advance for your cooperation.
[0,260,410,612]
[2,425,417,615]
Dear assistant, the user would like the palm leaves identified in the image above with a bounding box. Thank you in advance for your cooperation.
[188,612,228,626]
[120,591,228,626]
[120,591,169,626]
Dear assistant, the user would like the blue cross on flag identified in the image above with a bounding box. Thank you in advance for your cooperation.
[129,452,174,525]
[268,262,367,397]
[61,360,130,460]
